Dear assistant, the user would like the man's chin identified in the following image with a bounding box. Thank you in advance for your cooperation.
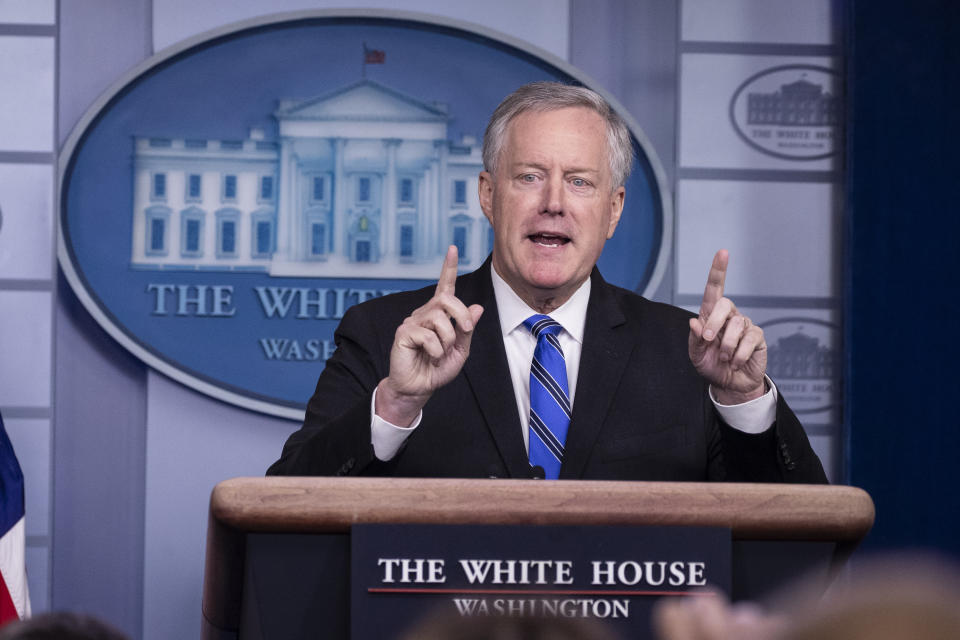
[522,269,582,297]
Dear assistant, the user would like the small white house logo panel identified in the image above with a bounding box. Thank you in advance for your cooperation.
[761,317,840,423]
[729,65,841,161]
[58,13,668,418]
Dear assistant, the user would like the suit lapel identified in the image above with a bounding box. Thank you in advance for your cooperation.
[559,270,634,479]
[458,262,530,478]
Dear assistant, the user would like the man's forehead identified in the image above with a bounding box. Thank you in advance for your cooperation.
[500,107,609,170]
[504,108,606,148]
[507,105,605,130]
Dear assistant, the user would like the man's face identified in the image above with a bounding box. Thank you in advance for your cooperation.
[479,107,625,311]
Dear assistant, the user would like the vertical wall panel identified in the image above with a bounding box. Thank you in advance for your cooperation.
[0,291,52,407]
[0,36,54,152]
[54,1,152,634]
[0,164,53,279]
[808,434,838,482]
[53,283,147,637]
[57,0,151,145]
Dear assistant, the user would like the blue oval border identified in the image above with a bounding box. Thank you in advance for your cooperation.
[57,9,672,419]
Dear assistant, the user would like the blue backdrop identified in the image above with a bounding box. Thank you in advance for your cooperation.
[846,0,960,555]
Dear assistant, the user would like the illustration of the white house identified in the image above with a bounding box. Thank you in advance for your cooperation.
[130,80,490,278]
[767,329,838,379]
[747,76,840,127]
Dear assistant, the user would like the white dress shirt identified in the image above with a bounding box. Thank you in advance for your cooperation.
[370,265,777,461]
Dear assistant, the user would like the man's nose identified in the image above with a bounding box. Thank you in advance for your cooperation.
[542,174,564,215]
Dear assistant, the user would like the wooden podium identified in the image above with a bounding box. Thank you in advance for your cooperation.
[202,478,874,639]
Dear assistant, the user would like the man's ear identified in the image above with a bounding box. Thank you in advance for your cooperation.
[478,171,495,224]
[606,186,625,239]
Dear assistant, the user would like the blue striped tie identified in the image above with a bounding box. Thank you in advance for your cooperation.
[524,314,571,479]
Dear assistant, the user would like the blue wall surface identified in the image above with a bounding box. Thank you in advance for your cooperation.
[846,0,960,555]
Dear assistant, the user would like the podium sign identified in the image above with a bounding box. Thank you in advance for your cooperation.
[202,478,875,640]
[351,524,731,639]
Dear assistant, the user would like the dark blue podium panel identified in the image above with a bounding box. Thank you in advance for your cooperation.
[240,534,351,639]
[350,524,730,640]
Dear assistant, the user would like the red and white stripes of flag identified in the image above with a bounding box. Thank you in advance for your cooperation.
[0,413,31,625]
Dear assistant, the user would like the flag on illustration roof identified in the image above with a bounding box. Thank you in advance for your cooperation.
[363,43,386,64]
[0,412,30,625]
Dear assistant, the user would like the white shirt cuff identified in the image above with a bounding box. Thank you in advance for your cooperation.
[370,387,421,461]
[709,376,778,434]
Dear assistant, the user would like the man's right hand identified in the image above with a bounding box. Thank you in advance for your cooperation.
[374,245,484,427]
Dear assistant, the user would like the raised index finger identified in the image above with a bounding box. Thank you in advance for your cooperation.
[435,245,459,296]
[700,249,729,317]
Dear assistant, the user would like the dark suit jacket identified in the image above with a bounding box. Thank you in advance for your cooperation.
[267,261,826,483]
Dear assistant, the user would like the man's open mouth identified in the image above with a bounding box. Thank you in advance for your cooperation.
[528,233,570,247]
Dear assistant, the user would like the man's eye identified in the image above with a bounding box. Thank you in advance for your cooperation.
[571,178,587,187]
[521,174,537,182]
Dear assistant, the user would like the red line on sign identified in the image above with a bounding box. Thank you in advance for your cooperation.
[367,588,716,597]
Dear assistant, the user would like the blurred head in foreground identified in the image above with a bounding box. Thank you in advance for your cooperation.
[0,612,129,640]
[653,554,960,640]
[402,612,621,640]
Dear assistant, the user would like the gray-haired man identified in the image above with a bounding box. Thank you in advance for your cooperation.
[268,82,826,483]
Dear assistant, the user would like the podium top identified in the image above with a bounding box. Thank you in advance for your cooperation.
[209,477,874,541]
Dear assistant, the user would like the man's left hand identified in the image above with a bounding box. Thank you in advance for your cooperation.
[688,249,767,405]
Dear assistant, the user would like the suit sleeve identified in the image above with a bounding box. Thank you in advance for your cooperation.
[265,303,400,477]
[715,390,828,483]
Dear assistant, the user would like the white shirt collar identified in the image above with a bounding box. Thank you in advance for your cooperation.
[490,263,591,344]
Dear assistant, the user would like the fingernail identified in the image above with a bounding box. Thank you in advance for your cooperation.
[704,329,714,340]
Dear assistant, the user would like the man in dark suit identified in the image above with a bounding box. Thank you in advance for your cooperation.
[267,82,826,483]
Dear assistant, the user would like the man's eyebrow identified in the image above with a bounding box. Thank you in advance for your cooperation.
[508,162,600,175]
[509,161,549,172]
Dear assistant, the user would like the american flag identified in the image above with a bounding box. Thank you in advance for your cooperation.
[0,412,30,626]
[363,44,386,65]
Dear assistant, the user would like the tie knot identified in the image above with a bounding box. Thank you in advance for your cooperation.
[523,314,563,339]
